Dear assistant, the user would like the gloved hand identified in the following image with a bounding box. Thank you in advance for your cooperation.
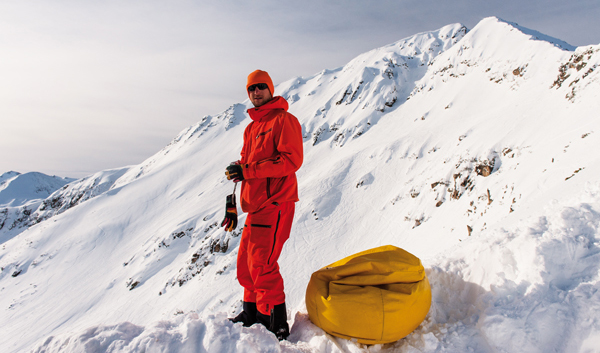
[221,193,238,232]
[225,164,244,182]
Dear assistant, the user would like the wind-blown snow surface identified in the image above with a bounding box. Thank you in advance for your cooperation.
[2,17,600,352]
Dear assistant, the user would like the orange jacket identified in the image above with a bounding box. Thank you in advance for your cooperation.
[239,96,303,213]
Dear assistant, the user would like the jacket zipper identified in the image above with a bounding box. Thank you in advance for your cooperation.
[266,177,271,198]
[256,128,273,139]
[268,211,282,265]
[257,156,281,165]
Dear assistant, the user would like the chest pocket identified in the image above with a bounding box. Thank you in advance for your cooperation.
[250,127,276,161]
[256,128,273,140]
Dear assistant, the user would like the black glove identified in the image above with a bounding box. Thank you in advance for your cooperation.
[225,164,245,182]
[221,193,238,232]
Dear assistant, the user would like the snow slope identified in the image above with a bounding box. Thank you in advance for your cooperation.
[1,17,600,353]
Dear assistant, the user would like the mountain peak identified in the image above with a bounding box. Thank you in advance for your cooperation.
[473,16,575,51]
[0,171,21,184]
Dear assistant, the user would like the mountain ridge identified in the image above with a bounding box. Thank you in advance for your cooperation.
[0,171,74,207]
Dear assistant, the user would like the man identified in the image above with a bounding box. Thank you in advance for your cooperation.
[222,69,303,340]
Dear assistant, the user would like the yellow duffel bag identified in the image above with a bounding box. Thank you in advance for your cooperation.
[305,245,431,345]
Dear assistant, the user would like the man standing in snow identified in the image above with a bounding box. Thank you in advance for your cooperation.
[222,69,303,340]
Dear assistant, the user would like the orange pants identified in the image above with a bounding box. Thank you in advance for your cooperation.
[237,201,295,315]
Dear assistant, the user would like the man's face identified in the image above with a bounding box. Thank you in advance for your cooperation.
[248,83,272,107]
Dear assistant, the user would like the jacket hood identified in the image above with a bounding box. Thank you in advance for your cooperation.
[247,96,289,122]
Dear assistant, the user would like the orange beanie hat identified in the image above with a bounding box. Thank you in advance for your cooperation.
[246,70,274,96]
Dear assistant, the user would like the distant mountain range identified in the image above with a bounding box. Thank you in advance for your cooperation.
[0,171,74,207]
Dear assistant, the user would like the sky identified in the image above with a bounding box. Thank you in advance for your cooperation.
[1,0,599,178]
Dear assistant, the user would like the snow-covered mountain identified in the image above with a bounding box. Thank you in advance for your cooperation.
[0,171,75,207]
[0,170,121,244]
[0,172,76,244]
[1,17,600,353]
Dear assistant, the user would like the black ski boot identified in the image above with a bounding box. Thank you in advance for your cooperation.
[229,301,257,327]
[256,303,290,341]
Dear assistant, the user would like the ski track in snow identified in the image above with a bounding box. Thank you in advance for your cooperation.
[2,17,600,353]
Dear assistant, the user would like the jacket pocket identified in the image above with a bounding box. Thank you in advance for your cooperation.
[255,128,273,140]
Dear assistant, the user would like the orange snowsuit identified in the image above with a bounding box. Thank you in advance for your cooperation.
[237,96,303,315]
[239,96,303,213]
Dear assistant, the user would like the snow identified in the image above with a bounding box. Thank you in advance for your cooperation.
[1,16,600,352]
[0,171,74,207]
[0,167,129,244]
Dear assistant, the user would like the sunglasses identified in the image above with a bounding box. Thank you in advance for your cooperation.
[248,83,269,92]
